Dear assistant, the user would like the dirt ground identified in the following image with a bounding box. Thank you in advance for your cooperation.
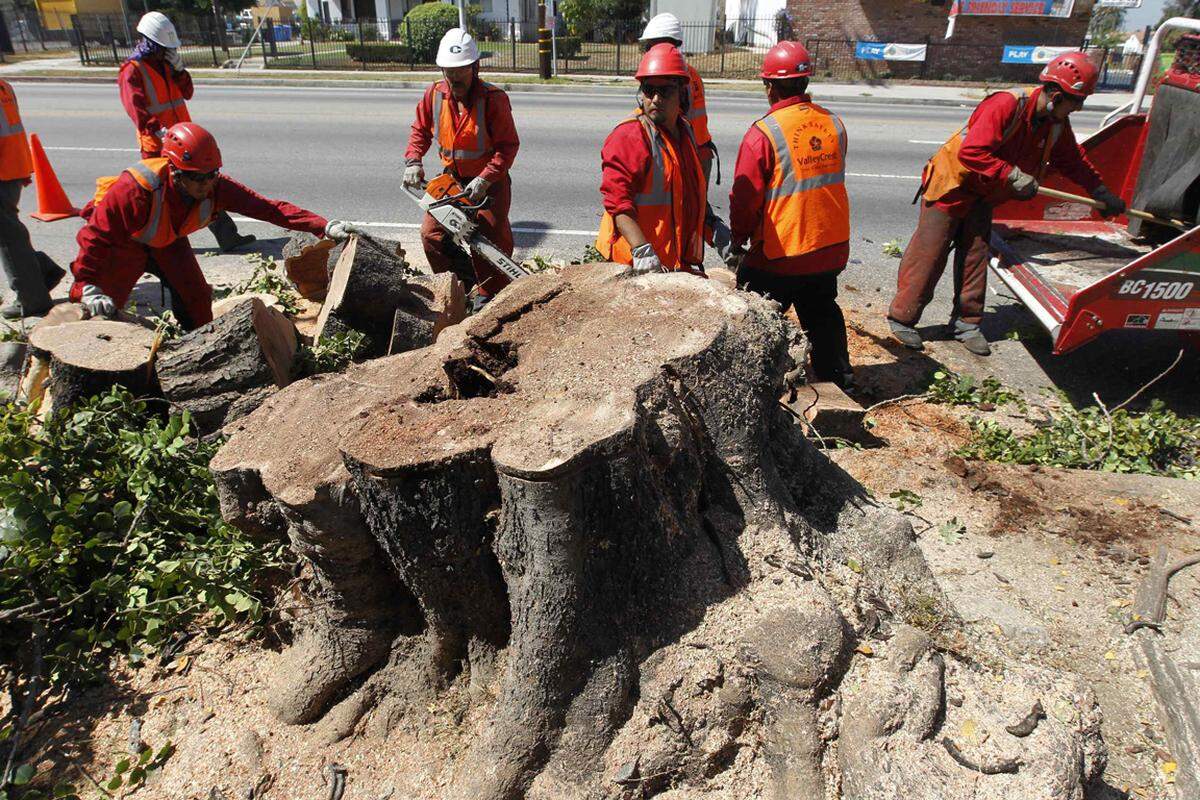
[10,276,1200,800]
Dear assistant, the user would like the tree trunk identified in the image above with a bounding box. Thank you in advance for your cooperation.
[315,235,449,358]
[157,298,298,436]
[281,232,342,302]
[212,264,1108,799]
[27,319,159,412]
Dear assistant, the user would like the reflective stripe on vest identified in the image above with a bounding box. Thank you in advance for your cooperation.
[758,110,846,201]
[122,159,215,247]
[136,61,188,116]
[634,115,672,207]
[0,81,32,182]
[433,86,490,163]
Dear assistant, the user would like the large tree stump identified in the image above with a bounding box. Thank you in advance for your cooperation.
[213,264,1107,798]
[157,298,298,436]
[28,319,158,411]
[315,234,454,358]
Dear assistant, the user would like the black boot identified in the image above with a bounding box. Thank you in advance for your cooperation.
[208,212,257,253]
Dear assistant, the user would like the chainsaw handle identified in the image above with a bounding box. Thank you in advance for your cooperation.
[426,190,490,213]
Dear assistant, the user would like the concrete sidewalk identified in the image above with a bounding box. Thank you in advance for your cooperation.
[0,55,1139,111]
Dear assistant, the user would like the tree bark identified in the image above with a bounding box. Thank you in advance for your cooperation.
[27,319,159,412]
[157,298,298,436]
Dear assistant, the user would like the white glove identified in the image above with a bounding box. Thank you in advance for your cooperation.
[155,127,169,141]
[403,163,425,188]
[1008,166,1039,200]
[164,48,184,71]
[629,243,665,275]
[324,220,358,242]
[465,176,491,203]
[724,242,748,271]
[80,283,116,319]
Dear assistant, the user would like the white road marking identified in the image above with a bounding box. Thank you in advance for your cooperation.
[44,146,139,152]
[847,172,916,180]
[228,215,600,237]
[907,139,944,145]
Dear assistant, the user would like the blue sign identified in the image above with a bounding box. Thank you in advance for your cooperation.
[855,42,887,61]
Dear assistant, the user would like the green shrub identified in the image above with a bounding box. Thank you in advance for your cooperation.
[347,42,412,63]
[556,35,582,59]
[402,1,460,62]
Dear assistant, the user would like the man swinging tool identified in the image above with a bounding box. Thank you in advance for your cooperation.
[69,123,354,330]
[887,51,1122,356]
[403,28,521,306]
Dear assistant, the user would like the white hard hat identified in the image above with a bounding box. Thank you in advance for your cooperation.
[136,11,180,49]
[436,28,479,68]
[640,13,683,44]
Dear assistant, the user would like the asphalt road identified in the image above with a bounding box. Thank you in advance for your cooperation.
[12,81,1110,272]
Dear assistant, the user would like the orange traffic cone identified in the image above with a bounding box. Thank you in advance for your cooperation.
[29,133,80,222]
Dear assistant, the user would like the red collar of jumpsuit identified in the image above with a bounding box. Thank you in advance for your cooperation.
[597,108,707,272]
[70,166,327,330]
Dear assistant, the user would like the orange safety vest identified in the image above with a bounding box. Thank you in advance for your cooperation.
[753,100,850,260]
[94,158,215,249]
[123,60,191,154]
[684,64,711,151]
[433,81,500,179]
[0,80,32,182]
[596,110,706,270]
[920,88,1060,204]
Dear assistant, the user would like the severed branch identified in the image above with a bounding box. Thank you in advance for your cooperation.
[1125,548,1200,635]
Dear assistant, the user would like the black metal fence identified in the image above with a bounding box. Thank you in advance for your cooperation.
[75,12,233,68]
[0,7,77,58]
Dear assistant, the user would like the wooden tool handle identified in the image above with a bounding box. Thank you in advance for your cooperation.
[1036,186,1192,232]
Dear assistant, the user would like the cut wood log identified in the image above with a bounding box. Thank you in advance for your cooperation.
[27,319,159,411]
[157,298,297,435]
[787,381,870,444]
[388,272,466,354]
[281,232,343,301]
[212,292,284,319]
[315,235,436,358]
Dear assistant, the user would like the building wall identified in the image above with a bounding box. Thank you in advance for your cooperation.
[782,0,1096,81]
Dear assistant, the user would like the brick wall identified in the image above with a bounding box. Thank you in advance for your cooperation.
[782,0,1096,81]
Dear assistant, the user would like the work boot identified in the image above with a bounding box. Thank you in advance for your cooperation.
[208,212,257,254]
[469,293,491,315]
[888,318,924,351]
[953,321,991,356]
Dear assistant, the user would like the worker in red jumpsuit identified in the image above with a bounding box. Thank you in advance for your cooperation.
[70,122,355,330]
[888,52,1124,356]
[119,11,256,253]
[404,28,520,307]
[595,43,728,275]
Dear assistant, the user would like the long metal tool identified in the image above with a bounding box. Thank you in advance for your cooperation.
[1036,186,1192,232]
[401,184,529,282]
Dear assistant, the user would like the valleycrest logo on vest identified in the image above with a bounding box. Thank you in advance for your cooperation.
[791,150,840,169]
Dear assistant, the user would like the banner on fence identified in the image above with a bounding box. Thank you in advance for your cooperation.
[946,0,1075,38]
[1095,0,1142,6]
[854,42,928,62]
[1000,44,1078,64]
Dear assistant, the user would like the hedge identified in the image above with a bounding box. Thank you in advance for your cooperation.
[347,42,413,63]
[402,2,460,63]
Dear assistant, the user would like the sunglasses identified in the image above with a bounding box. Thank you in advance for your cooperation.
[178,169,219,182]
[640,82,680,99]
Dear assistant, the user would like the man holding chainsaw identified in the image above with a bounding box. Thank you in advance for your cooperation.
[404,28,520,302]
[595,43,729,275]
[69,122,354,331]
[887,51,1123,356]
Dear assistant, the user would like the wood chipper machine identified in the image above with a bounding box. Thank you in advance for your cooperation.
[987,17,1200,354]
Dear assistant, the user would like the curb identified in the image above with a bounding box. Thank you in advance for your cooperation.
[1,72,1130,111]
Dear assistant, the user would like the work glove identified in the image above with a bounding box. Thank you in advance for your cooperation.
[155,127,169,141]
[629,243,666,275]
[707,213,733,260]
[80,284,116,319]
[403,163,425,188]
[1008,166,1039,200]
[724,241,748,272]
[164,48,184,71]
[1091,185,1126,218]
[465,176,491,204]
[324,219,359,242]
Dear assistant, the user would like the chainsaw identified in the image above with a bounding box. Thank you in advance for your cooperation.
[401,173,529,283]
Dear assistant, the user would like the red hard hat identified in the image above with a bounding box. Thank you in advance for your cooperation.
[761,41,812,80]
[1039,51,1099,97]
[162,122,222,172]
[635,42,689,80]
